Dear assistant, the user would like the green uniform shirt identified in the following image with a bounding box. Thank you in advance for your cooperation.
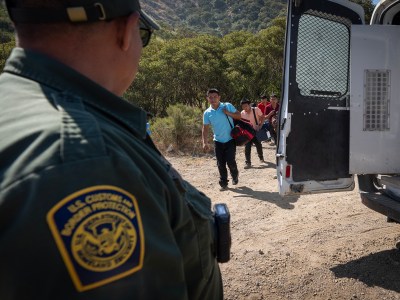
[0,48,223,300]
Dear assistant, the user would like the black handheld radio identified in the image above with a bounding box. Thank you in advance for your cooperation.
[213,203,231,263]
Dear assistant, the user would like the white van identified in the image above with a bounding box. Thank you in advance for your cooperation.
[278,0,400,220]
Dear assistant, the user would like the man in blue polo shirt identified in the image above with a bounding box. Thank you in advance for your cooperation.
[202,88,241,190]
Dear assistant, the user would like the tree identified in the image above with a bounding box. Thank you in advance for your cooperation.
[221,17,285,102]
[127,34,229,116]
[126,14,286,117]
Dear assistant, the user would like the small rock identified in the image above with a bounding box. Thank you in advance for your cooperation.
[259,250,264,255]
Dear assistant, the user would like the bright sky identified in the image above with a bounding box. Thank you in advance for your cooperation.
[373,0,379,4]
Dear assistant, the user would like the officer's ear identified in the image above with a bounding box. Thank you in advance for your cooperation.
[120,12,140,51]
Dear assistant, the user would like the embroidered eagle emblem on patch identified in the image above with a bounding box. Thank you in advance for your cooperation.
[47,186,144,292]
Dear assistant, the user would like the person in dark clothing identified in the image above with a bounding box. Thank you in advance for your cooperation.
[240,99,266,168]
[264,93,280,145]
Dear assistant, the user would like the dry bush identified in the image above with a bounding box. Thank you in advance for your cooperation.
[150,104,209,155]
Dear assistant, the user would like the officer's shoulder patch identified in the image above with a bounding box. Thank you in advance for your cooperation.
[47,185,145,292]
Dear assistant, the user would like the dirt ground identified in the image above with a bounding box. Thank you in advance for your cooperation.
[166,143,400,300]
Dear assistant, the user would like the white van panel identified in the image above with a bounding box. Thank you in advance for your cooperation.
[349,25,400,173]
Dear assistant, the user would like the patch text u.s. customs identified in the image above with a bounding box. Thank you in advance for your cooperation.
[47,185,145,292]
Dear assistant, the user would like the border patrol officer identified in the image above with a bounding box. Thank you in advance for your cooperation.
[0,0,224,299]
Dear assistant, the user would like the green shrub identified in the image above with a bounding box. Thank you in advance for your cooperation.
[151,103,206,154]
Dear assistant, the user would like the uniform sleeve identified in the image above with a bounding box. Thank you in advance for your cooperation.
[0,134,222,300]
[0,88,223,300]
[170,177,223,300]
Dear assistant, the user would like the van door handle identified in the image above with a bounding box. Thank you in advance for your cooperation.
[280,118,286,130]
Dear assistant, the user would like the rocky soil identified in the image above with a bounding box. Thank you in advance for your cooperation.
[166,143,400,300]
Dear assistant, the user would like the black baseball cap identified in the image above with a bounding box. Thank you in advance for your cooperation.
[6,0,159,29]
[207,88,220,95]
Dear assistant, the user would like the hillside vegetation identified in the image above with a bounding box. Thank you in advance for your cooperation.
[1,0,376,134]
[141,0,287,35]
[126,18,286,117]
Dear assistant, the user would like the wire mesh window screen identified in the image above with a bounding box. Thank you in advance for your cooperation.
[363,70,390,131]
[296,11,351,98]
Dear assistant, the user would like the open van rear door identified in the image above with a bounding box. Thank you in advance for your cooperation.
[277,0,364,196]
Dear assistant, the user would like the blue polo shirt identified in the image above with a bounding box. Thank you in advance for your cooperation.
[203,102,237,143]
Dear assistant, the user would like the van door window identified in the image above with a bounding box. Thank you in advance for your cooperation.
[296,12,351,98]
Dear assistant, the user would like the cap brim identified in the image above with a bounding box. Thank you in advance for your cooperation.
[140,10,160,30]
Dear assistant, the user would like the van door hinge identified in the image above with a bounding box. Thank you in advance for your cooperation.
[294,0,302,8]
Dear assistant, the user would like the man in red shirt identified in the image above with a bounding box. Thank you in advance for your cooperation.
[264,93,280,145]
[257,95,269,115]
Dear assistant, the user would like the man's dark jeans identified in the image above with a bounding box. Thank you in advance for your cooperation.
[214,139,238,187]
[245,136,264,164]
